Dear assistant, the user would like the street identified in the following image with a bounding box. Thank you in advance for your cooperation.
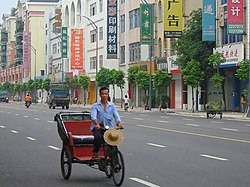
[0,102,250,187]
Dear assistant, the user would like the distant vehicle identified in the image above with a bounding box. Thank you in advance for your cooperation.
[0,90,9,103]
[47,86,70,109]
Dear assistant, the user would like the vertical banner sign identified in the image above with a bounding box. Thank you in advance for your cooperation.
[202,0,215,41]
[107,0,118,59]
[61,27,68,58]
[164,0,183,38]
[71,29,83,70]
[140,4,153,44]
[227,0,244,34]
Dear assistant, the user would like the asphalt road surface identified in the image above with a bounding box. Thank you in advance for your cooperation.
[0,102,250,187]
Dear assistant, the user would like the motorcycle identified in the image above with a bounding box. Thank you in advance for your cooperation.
[25,101,31,108]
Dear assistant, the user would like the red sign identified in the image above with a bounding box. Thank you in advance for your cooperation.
[71,29,83,70]
[227,0,244,25]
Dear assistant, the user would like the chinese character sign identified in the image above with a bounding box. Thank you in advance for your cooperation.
[71,29,83,70]
[164,0,183,38]
[107,0,118,59]
[140,4,153,44]
[202,0,215,41]
[227,0,244,34]
[61,27,68,58]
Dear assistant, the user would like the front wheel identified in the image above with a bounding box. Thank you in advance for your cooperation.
[60,146,72,180]
[111,150,125,186]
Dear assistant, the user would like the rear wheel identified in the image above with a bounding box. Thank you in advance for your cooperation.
[53,106,56,109]
[111,150,125,186]
[62,106,65,109]
[60,146,72,180]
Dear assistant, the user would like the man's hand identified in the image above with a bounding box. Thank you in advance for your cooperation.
[117,123,124,129]
[95,124,102,130]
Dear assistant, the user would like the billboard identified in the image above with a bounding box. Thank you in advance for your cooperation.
[71,29,83,70]
[202,0,215,41]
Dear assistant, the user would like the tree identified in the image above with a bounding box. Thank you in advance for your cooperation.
[78,75,90,104]
[110,69,117,102]
[153,70,172,110]
[114,70,125,107]
[65,76,78,102]
[42,78,51,93]
[96,67,111,87]
[136,70,149,108]
[127,66,140,107]
[182,60,205,113]
[236,59,249,81]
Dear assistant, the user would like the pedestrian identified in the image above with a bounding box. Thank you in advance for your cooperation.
[124,95,129,111]
[240,94,247,113]
[90,86,124,159]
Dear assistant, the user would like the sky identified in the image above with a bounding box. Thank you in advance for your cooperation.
[0,0,17,24]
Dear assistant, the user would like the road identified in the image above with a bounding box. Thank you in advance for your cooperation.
[0,102,250,187]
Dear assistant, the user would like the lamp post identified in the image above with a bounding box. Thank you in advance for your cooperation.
[141,0,153,111]
[78,14,98,102]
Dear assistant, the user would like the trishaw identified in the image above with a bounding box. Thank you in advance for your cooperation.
[206,99,223,119]
[54,111,125,186]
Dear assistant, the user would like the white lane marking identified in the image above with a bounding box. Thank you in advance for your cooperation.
[34,118,40,121]
[15,114,20,116]
[185,123,200,127]
[26,137,36,141]
[24,115,29,118]
[130,178,160,187]
[0,125,6,128]
[1,111,4,113]
[212,121,224,124]
[222,128,238,132]
[200,154,228,161]
[160,116,169,119]
[157,120,168,123]
[147,143,166,148]
[48,145,61,151]
[141,114,149,116]
[7,112,11,114]
[47,121,54,124]
[11,130,19,134]
[246,124,250,127]
[182,118,194,121]
[134,118,144,121]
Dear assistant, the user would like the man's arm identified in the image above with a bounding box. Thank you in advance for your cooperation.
[113,105,124,129]
[91,105,101,130]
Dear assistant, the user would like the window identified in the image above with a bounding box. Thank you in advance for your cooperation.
[99,55,103,67]
[120,46,125,64]
[158,1,163,21]
[90,30,97,43]
[221,0,227,5]
[129,9,140,29]
[90,56,96,69]
[99,27,103,40]
[120,15,125,33]
[121,0,125,3]
[52,44,57,54]
[129,42,141,62]
[99,0,103,12]
[90,3,97,16]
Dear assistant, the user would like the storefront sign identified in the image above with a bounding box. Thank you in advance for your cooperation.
[61,27,68,58]
[71,29,83,70]
[202,0,215,41]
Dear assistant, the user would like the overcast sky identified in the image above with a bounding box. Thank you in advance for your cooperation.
[0,0,17,24]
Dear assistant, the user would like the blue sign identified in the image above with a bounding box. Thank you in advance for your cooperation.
[202,0,215,41]
[107,0,118,59]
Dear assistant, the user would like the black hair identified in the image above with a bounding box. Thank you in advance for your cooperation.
[125,95,127,98]
[99,86,109,93]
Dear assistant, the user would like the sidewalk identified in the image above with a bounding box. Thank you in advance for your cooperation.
[77,104,250,121]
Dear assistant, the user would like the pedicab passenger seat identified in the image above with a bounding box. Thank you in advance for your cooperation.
[54,111,94,146]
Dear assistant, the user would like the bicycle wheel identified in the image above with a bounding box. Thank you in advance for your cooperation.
[105,157,112,178]
[111,150,125,186]
[60,146,72,180]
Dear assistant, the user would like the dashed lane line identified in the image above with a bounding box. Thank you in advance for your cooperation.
[11,130,19,134]
[212,121,224,124]
[137,124,250,144]
[0,125,6,128]
[130,178,160,187]
[26,137,36,141]
[24,115,29,118]
[48,146,61,151]
[147,143,166,148]
[185,123,200,127]
[182,118,194,121]
[157,120,168,123]
[34,118,40,121]
[47,121,54,124]
[15,114,20,116]
[222,128,239,132]
[200,154,228,161]
[134,118,144,121]
[160,116,169,119]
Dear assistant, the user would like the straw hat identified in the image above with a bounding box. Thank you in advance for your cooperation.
[104,129,124,146]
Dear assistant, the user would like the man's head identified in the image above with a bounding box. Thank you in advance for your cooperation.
[27,94,29,96]
[99,87,109,102]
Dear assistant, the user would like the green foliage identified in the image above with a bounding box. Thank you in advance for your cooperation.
[36,79,43,90]
[42,78,51,92]
[27,80,34,92]
[96,67,111,87]
[153,70,172,94]
[78,76,90,90]
[210,74,224,88]
[65,77,78,89]
[174,9,215,78]
[182,60,205,87]
[136,70,149,91]
[114,70,125,89]
[208,52,226,68]
[128,66,140,86]
[13,83,21,94]
[236,59,249,80]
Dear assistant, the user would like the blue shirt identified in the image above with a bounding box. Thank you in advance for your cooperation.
[90,101,121,131]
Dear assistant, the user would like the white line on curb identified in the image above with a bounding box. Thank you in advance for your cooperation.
[200,154,228,161]
[130,178,160,187]
[11,130,19,134]
[48,146,61,151]
[26,137,36,141]
[222,128,238,132]
[147,143,166,148]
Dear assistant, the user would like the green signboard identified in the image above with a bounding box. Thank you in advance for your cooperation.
[227,24,244,34]
[61,27,68,58]
[140,4,153,44]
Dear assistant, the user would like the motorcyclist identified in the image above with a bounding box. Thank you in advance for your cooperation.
[25,94,31,106]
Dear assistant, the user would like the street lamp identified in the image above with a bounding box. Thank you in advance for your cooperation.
[78,14,98,102]
[141,0,153,111]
